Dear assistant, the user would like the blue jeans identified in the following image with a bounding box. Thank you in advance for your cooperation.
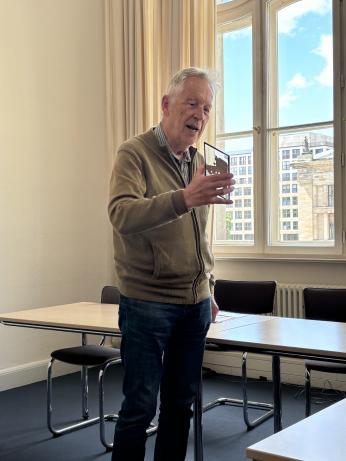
[111,295,211,461]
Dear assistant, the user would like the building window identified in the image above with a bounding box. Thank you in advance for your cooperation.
[215,0,341,257]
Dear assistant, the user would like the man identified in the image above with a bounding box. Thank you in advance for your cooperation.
[108,67,235,461]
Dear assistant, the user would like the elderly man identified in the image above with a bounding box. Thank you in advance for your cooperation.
[108,67,235,461]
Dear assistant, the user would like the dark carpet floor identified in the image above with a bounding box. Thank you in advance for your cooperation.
[0,366,343,461]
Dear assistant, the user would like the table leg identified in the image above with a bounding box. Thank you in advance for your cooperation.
[272,354,282,432]
[193,378,204,461]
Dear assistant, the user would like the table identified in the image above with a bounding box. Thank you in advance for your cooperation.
[0,303,271,461]
[2,305,346,461]
[205,316,346,435]
[246,398,346,461]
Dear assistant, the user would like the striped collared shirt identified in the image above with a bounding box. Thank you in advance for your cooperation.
[154,124,191,185]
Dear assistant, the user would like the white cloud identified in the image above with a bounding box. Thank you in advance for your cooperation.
[287,72,308,89]
[313,34,333,86]
[278,0,331,35]
[279,73,310,109]
[279,90,297,109]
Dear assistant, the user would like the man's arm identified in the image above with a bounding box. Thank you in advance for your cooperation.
[108,150,189,235]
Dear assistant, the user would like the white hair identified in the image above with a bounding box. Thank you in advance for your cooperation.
[167,67,218,98]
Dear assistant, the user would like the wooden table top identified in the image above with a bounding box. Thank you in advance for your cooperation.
[0,302,120,334]
[208,316,346,359]
[0,303,268,337]
[246,398,346,461]
[2,304,346,360]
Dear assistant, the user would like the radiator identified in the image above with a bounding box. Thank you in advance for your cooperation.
[275,283,346,319]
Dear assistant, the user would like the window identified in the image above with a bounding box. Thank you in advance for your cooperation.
[214,0,343,258]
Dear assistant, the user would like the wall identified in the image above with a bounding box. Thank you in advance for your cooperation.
[0,0,114,390]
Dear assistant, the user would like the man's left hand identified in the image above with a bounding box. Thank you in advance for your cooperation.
[211,297,219,322]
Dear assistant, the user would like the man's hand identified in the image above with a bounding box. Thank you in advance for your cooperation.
[183,164,235,209]
[211,297,219,323]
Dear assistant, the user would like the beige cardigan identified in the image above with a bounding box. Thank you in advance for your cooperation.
[108,128,214,304]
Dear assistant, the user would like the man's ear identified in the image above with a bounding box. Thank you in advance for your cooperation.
[161,95,169,114]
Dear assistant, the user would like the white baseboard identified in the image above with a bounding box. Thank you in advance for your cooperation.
[2,351,346,393]
[203,350,346,392]
[0,360,79,392]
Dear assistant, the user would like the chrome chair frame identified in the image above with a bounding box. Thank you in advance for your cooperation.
[47,285,157,450]
[47,353,121,449]
[204,279,276,429]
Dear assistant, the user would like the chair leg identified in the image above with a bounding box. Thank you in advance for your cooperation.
[47,358,99,437]
[305,366,312,417]
[202,352,274,430]
[242,352,274,430]
[81,366,89,419]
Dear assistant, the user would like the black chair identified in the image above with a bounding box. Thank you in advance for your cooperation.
[47,285,121,449]
[303,287,346,416]
[204,279,277,429]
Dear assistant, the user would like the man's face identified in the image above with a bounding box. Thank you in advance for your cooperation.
[161,76,213,152]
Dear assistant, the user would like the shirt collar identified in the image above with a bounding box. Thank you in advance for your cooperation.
[154,124,191,162]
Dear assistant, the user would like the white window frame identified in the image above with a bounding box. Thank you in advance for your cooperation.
[213,0,346,261]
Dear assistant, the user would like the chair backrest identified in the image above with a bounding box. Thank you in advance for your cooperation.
[214,280,276,314]
[303,288,346,322]
[101,285,120,304]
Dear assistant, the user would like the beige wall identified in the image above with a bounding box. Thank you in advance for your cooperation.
[214,259,346,286]
[0,0,114,389]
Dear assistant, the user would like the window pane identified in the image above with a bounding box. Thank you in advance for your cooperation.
[216,22,253,133]
[269,127,334,246]
[216,0,238,4]
[214,137,254,244]
[277,0,333,127]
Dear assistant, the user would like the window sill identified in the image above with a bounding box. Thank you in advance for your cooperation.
[214,254,346,263]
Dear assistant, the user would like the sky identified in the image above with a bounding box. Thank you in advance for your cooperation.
[219,0,333,135]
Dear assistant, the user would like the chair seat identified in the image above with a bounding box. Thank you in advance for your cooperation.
[51,345,121,366]
[305,359,346,374]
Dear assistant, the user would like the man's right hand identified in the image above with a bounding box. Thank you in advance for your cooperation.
[183,164,235,209]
